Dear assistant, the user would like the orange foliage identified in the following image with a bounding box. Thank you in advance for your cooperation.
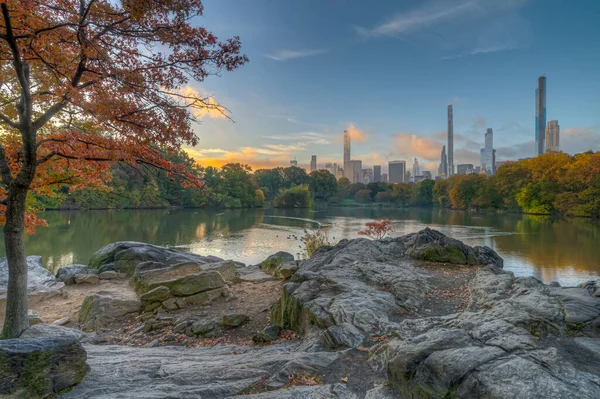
[358,218,394,240]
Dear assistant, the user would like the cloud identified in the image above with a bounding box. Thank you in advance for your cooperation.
[562,127,600,154]
[262,132,331,145]
[345,124,367,143]
[184,147,292,170]
[263,143,306,152]
[266,49,329,61]
[440,44,520,60]
[392,133,442,161]
[176,86,228,119]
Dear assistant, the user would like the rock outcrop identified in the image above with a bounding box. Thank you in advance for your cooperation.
[79,291,141,331]
[56,264,95,285]
[259,251,299,278]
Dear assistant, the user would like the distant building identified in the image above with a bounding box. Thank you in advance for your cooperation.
[457,164,474,175]
[381,173,388,183]
[349,160,362,183]
[480,128,495,175]
[422,171,432,179]
[325,162,333,173]
[310,155,317,173]
[438,146,448,178]
[363,169,373,184]
[412,158,420,182]
[343,130,352,180]
[447,105,454,176]
[373,165,382,182]
[535,75,547,156]
[546,120,560,152]
[290,158,298,167]
[389,160,406,183]
[495,160,510,170]
[405,171,411,183]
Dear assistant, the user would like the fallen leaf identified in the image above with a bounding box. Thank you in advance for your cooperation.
[341,376,349,383]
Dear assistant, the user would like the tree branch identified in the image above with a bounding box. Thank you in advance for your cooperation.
[0,112,19,129]
[31,97,67,131]
[0,144,14,186]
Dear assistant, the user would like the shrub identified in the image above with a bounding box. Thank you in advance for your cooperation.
[299,227,333,259]
[358,218,394,240]
[273,185,313,208]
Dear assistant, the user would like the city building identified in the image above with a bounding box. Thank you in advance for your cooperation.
[343,129,351,180]
[310,155,317,173]
[535,75,547,156]
[381,173,388,183]
[448,104,454,176]
[349,160,362,183]
[457,164,474,174]
[373,165,382,182]
[438,145,448,178]
[290,158,298,167]
[389,160,406,183]
[480,128,495,175]
[405,171,411,183]
[335,167,344,180]
[325,162,333,173]
[412,158,420,182]
[546,120,560,152]
[422,171,432,180]
[363,169,373,184]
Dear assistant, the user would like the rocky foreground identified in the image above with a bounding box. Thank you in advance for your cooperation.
[1,228,599,398]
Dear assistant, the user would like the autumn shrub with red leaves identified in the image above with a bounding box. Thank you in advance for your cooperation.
[358,218,394,240]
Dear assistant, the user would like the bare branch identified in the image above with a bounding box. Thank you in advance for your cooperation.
[0,112,19,129]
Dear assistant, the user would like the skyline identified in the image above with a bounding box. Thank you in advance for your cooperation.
[183,0,600,172]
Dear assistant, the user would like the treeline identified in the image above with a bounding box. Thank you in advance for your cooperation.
[35,150,600,217]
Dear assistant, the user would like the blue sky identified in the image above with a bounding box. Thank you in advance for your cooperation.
[185,0,600,173]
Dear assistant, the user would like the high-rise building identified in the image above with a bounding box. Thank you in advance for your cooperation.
[381,173,388,183]
[535,75,547,156]
[325,162,333,173]
[438,145,448,178]
[480,128,495,175]
[389,160,406,183]
[290,158,298,167]
[457,164,474,174]
[412,158,420,182]
[422,171,432,179]
[343,130,351,180]
[310,155,317,173]
[404,171,411,183]
[363,169,373,184]
[349,160,362,183]
[448,105,454,176]
[373,165,381,182]
[546,120,560,152]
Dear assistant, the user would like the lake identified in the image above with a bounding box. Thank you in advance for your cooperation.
[1,207,599,286]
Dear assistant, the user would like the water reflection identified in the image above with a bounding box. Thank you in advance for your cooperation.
[0,208,598,285]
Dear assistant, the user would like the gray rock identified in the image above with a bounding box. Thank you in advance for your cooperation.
[237,264,276,283]
[233,384,357,398]
[253,325,281,344]
[260,251,298,278]
[0,256,64,323]
[79,290,141,331]
[98,270,120,280]
[321,323,365,349]
[74,273,100,284]
[191,320,218,337]
[221,313,249,327]
[20,323,85,341]
[0,336,88,397]
[184,287,227,306]
[148,270,226,297]
[52,316,71,325]
[56,264,90,285]
[28,309,42,325]
[140,285,170,306]
[88,241,224,276]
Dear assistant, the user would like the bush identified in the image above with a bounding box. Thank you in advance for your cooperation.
[299,227,333,259]
[273,185,313,208]
[358,218,394,239]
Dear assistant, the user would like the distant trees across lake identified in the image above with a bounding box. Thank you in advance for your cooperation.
[34,151,600,217]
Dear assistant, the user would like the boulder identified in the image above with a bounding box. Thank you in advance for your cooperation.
[148,270,226,297]
[88,241,224,276]
[253,325,281,344]
[320,323,365,349]
[98,270,120,280]
[190,320,219,337]
[20,323,86,341]
[56,264,92,285]
[221,313,249,327]
[0,336,88,397]
[79,291,141,331]
[259,252,298,278]
[74,273,100,285]
[184,287,228,306]
[28,309,42,326]
[140,286,170,306]
[0,256,64,324]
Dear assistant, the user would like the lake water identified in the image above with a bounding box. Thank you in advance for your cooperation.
[1,208,599,286]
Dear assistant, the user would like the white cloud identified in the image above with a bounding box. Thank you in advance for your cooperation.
[266,49,329,61]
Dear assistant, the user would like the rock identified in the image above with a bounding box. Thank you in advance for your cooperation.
[184,287,227,306]
[28,309,42,325]
[0,256,64,324]
[20,323,86,341]
[321,323,365,349]
[259,252,298,278]
[146,339,160,348]
[191,320,218,337]
[149,270,226,297]
[98,263,116,274]
[52,316,70,325]
[98,270,120,280]
[162,298,179,311]
[88,241,225,276]
[233,384,357,398]
[79,291,141,331]
[0,336,88,397]
[221,313,249,327]
[140,285,170,306]
[236,264,276,283]
[253,325,281,344]
[74,273,100,284]
[143,301,162,312]
[56,264,91,285]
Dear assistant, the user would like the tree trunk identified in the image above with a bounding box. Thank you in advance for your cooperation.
[1,183,30,339]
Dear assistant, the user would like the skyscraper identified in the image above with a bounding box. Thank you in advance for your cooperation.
[343,130,351,180]
[535,75,547,156]
[389,160,406,183]
[373,165,381,182]
[349,160,362,183]
[310,155,317,172]
[412,158,420,182]
[438,145,447,177]
[290,158,298,167]
[447,104,454,176]
[480,128,495,175]
[546,120,560,152]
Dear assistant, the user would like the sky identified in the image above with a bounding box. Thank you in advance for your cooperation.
[183,0,600,173]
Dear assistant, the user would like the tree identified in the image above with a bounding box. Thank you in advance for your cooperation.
[0,0,247,338]
[358,218,394,240]
[220,163,260,207]
[255,167,286,199]
[414,179,434,206]
[273,185,313,208]
[355,189,372,203]
[283,166,309,187]
[309,170,337,201]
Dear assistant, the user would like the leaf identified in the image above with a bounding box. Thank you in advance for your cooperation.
[340,376,349,383]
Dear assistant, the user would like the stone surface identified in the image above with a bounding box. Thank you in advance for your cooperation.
[236,264,276,283]
[56,264,92,285]
[140,285,170,306]
[79,291,141,331]
[20,323,86,341]
[98,271,119,280]
[221,313,250,327]
[64,342,338,398]
[259,251,299,278]
[0,256,64,322]
[28,309,42,325]
[184,287,227,306]
[321,323,365,349]
[253,325,281,344]
[148,270,226,297]
[0,336,88,397]
[74,273,100,285]
[88,241,225,276]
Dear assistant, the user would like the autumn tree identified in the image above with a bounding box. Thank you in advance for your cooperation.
[0,0,247,338]
[358,218,394,240]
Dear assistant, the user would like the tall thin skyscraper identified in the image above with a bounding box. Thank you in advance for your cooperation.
[343,130,351,180]
[373,165,381,182]
[447,104,454,176]
[535,75,547,156]
[546,120,560,152]
[310,155,317,172]
[412,158,420,181]
[480,128,495,175]
[438,145,447,177]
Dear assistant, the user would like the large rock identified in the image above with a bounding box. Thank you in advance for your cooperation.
[56,264,93,285]
[259,251,299,278]
[79,291,141,331]
[20,323,86,341]
[0,256,64,323]
[0,336,88,397]
[148,270,226,297]
[88,241,225,276]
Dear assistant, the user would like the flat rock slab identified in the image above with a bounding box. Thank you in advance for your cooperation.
[63,342,338,398]
[79,290,141,331]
